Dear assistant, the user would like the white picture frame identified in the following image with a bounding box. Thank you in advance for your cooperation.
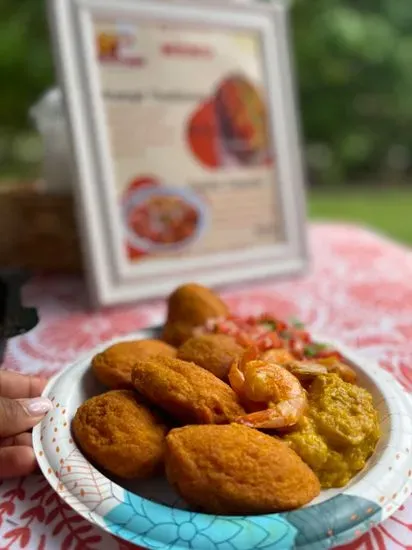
[47,0,308,307]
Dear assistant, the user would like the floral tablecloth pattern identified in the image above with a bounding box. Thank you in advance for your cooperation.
[1,223,412,550]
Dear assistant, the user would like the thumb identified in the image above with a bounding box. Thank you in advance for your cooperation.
[0,397,53,438]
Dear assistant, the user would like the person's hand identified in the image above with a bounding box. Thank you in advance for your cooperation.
[0,370,52,479]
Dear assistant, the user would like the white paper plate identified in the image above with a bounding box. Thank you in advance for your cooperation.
[33,327,412,549]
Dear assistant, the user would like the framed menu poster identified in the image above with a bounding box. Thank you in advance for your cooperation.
[48,0,308,306]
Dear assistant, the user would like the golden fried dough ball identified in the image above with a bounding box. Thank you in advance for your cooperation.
[72,390,167,479]
[162,283,229,346]
[165,424,320,514]
[92,339,176,390]
[177,334,243,380]
[131,356,245,424]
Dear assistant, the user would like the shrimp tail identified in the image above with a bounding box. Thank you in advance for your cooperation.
[228,359,245,396]
[235,409,288,429]
[241,345,260,366]
[235,396,307,429]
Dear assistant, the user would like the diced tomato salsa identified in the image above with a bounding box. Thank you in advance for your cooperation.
[196,314,343,362]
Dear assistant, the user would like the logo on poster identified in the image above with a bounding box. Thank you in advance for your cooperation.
[97,25,145,66]
[161,42,213,58]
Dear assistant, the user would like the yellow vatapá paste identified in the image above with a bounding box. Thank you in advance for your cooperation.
[283,374,380,488]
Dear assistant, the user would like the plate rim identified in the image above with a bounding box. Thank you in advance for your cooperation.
[33,327,412,550]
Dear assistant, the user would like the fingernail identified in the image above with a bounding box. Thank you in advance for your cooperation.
[20,397,53,417]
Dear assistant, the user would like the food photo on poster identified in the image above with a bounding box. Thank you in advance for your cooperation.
[121,177,209,260]
[188,74,272,169]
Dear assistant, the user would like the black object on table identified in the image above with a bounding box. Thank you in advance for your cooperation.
[0,269,39,365]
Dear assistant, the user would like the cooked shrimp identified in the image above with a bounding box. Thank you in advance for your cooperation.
[316,357,357,384]
[284,361,328,380]
[263,348,355,384]
[228,348,307,429]
[261,348,295,365]
[262,349,328,381]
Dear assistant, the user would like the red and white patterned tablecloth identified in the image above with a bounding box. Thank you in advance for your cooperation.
[1,222,412,550]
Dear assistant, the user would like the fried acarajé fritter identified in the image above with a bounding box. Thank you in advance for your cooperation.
[177,334,243,380]
[92,339,176,390]
[72,390,167,479]
[165,424,321,514]
[131,356,245,424]
[162,283,229,346]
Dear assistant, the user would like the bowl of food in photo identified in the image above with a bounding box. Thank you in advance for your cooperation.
[215,74,270,166]
[123,186,208,253]
[33,283,412,550]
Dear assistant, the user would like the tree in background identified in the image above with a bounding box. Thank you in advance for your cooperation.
[292,0,412,184]
[0,0,53,174]
[1,0,412,184]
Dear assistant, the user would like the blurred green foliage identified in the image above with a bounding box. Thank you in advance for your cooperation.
[292,0,412,184]
[0,1,52,130]
[1,0,412,183]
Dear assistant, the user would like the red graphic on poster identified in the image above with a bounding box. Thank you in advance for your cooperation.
[123,176,159,260]
[187,100,220,168]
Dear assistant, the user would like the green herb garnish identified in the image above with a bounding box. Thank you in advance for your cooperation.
[260,320,277,331]
[289,317,305,329]
[304,342,328,357]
